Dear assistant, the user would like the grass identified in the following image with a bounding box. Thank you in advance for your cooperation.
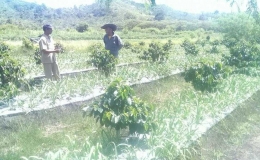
[0,27,218,41]
[0,108,106,160]
[1,72,260,159]
[5,39,221,78]
[3,29,221,78]
[146,74,260,159]
[185,90,260,160]
[5,46,224,110]
[0,75,188,159]
[1,31,255,159]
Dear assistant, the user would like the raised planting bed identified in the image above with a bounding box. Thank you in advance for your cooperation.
[0,68,183,117]
[32,62,146,80]
[1,73,260,159]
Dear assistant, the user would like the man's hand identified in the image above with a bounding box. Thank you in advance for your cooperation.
[55,48,61,53]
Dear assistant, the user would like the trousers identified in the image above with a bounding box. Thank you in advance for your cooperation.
[43,62,60,80]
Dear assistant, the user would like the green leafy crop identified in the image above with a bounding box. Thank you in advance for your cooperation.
[90,78,154,134]
[184,60,232,91]
[34,48,41,65]
[181,39,199,55]
[89,43,118,76]
[139,40,172,62]
[0,42,11,56]
[0,42,25,99]
[223,40,260,68]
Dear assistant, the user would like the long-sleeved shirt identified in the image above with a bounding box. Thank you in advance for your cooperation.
[103,33,123,57]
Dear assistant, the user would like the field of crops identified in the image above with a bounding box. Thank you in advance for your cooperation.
[1,9,260,160]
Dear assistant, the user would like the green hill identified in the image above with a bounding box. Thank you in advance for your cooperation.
[0,0,214,29]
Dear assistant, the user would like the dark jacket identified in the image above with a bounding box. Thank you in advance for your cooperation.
[103,34,123,57]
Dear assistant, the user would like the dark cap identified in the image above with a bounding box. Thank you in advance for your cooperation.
[101,24,117,31]
[43,24,53,31]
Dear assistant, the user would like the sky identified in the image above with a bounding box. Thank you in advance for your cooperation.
[23,0,248,13]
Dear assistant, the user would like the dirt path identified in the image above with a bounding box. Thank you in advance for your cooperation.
[190,91,260,160]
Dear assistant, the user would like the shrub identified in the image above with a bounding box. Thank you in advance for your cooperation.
[123,41,132,49]
[89,43,117,76]
[90,78,154,134]
[195,39,206,48]
[34,48,41,65]
[206,35,210,41]
[184,60,232,91]
[0,82,19,100]
[221,37,237,48]
[154,12,165,21]
[124,12,136,20]
[223,41,260,68]
[181,40,199,55]
[122,28,129,34]
[210,40,220,54]
[55,42,66,53]
[125,20,142,30]
[0,55,25,87]
[139,40,173,62]
[130,44,145,54]
[139,41,145,46]
[76,23,88,33]
[22,37,34,50]
[137,21,168,30]
[0,42,11,55]
[145,28,160,34]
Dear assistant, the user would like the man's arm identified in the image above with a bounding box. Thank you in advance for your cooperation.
[39,39,60,54]
[116,36,123,50]
[42,49,60,54]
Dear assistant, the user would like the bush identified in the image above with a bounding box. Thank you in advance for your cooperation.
[122,28,129,34]
[195,39,206,48]
[22,37,34,50]
[181,40,199,55]
[139,40,173,62]
[90,78,154,134]
[137,21,168,30]
[76,23,88,33]
[0,42,11,55]
[123,41,132,49]
[125,20,142,30]
[89,43,118,76]
[221,37,237,48]
[145,28,160,34]
[184,60,232,91]
[55,42,66,53]
[0,55,25,87]
[139,41,145,46]
[206,35,210,41]
[209,40,220,54]
[34,48,41,65]
[130,44,145,54]
[124,12,136,20]
[223,41,260,68]
[0,82,19,100]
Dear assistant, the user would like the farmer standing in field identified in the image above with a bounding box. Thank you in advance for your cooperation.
[101,24,123,58]
[39,24,61,80]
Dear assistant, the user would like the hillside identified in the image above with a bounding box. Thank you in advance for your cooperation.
[0,0,215,29]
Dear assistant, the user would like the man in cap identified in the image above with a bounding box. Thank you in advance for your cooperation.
[101,24,123,58]
[39,24,61,80]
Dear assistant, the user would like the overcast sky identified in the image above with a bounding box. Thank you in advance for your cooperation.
[23,0,248,13]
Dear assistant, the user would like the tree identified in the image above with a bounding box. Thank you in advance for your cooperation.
[227,0,259,22]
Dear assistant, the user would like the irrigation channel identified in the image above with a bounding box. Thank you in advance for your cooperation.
[32,61,146,80]
[1,67,260,159]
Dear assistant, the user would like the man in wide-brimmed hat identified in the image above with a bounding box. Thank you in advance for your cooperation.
[38,24,61,80]
[101,23,123,57]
